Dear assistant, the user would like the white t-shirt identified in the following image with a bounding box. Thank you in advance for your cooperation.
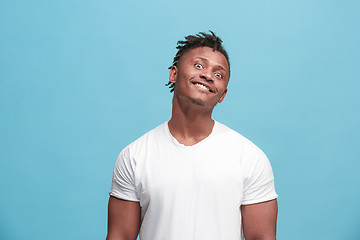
[109,121,277,240]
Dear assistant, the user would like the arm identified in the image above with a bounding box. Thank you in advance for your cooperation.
[241,199,278,240]
[106,196,141,240]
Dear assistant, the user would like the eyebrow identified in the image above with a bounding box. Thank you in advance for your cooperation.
[194,57,227,72]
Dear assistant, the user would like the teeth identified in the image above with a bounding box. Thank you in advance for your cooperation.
[195,83,210,91]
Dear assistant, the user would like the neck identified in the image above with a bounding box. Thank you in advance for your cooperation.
[168,96,215,146]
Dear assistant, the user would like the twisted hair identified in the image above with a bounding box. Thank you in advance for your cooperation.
[166,30,230,92]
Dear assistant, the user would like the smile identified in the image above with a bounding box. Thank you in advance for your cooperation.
[192,82,214,93]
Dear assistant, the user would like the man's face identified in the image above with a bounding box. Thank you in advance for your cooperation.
[169,46,230,109]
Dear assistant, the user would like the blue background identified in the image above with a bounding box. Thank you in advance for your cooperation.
[1,0,359,239]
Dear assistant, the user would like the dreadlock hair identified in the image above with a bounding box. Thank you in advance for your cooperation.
[166,30,230,92]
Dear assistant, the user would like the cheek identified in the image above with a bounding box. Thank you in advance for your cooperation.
[178,70,196,82]
[216,82,227,91]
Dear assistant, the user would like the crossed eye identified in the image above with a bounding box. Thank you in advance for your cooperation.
[195,63,203,69]
[214,72,222,78]
[195,63,222,79]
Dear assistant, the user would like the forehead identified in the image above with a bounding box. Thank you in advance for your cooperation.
[179,46,229,72]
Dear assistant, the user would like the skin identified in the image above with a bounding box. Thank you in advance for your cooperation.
[106,46,278,240]
[241,199,278,240]
[167,46,229,146]
[106,196,141,240]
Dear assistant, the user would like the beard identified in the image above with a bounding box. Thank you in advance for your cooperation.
[190,98,205,106]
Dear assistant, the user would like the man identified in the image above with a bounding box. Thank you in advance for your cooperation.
[107,31,278,240]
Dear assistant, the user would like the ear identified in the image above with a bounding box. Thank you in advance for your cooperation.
[169,66,178,83]
[218,89,228,103]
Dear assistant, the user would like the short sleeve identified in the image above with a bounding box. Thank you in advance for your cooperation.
[109,146,140,202]
[241,149,278,205]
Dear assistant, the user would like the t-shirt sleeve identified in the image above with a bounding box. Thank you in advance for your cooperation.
[109,146,140,202]
[241,148,278,205]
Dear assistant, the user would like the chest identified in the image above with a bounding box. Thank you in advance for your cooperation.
[136,146,244,207]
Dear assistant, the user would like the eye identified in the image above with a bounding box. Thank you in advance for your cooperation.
[214,72,222,78]
[195,63,203,69]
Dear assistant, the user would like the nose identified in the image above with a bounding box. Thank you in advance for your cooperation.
[199,69,214,83]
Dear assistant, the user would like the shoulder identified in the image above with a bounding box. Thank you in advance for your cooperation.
[215,122,275,185]
[123,121,168,156]
[214,121,264,155]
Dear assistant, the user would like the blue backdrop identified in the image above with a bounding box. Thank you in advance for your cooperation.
[1,0,359,239]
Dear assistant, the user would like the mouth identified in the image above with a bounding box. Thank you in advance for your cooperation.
[191,81,215,93]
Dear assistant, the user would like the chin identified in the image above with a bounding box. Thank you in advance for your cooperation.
[190,98,205,106]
